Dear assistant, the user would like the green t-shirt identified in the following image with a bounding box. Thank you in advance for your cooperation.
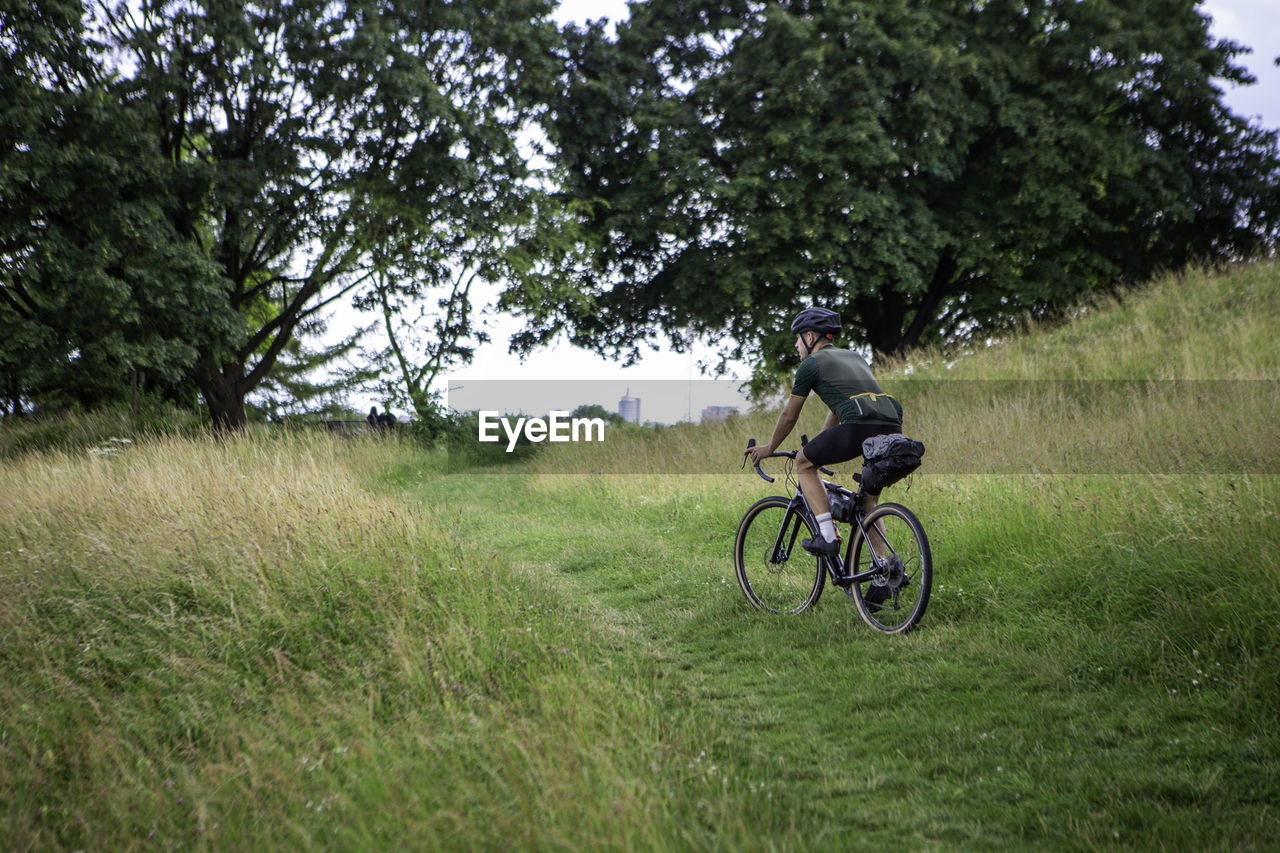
[791,347,903,425]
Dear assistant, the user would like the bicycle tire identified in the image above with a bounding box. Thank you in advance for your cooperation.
[848,502,932,633]
[734,496,825,614]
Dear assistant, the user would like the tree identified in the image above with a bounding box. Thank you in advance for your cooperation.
[362,185,585,423]
[0,0,228,416]
[94,0,560,429]
[248,316,377,422]
[570,402,627,427]
[364,264,488,421]
[507,0,1280,376]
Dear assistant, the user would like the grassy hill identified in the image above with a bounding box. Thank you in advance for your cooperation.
[2,263,1277,848]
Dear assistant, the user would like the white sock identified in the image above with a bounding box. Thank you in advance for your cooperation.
[814,512,837,542]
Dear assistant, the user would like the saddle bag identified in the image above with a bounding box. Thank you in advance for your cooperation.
[860,433,925,494]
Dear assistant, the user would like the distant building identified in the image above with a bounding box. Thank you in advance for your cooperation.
[701,405,739,422]
[619,389,641,424]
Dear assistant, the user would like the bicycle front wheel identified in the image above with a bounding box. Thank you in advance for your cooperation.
[734,496,825,614]
[849,502,932,633]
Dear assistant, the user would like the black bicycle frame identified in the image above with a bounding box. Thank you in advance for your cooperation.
[746,442,895,586]
[775,486,885,586]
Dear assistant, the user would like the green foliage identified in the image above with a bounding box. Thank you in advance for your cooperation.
[398,404,468,445]
[570,402,629,427]
[363,267,489,422]
[432,409,536,467]
[0,0,230,415]
[249,318,379,423]
[6,0,556,423]
[365,190,596,423]
[512,0,1280,378]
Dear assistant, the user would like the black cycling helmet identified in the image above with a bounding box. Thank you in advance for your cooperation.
[790,306,841,338]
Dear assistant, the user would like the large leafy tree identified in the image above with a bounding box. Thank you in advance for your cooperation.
[510,0,1280,374]
[93,0,559,429]
[0,0,227,415]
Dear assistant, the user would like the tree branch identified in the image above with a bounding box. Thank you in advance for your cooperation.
[419,266,481,385]
[296,270,376,320]
[378,276,422,403]
[901,246,959,349]
[0,285,37,322]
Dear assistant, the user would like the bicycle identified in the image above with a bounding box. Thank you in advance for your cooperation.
[734,436,933,633]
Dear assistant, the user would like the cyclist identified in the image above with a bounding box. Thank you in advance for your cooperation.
[745,306,903,558]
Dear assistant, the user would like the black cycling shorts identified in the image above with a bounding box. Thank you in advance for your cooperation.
[802,422,901,470]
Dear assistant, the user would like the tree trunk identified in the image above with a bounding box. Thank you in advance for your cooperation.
[855,249,958,361]
[855,289,908,362]
[208,392,248,433]
[194,355,249,432]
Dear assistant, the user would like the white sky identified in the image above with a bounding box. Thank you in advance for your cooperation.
[1202,0,1280,127]
[339,0,1279,422]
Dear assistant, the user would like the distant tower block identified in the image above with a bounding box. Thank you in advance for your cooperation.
[619,389,641,424]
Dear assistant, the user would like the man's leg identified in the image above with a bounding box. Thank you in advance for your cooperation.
[795,424,859,555]
[806,456,888,557]
[796,450,842,555]
[796,450,829,517]
[863,490,885,557]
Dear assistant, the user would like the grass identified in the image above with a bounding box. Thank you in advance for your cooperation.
[0,434,756,848]
[406,466,1279,848]
[2,262,1278,848]
[0,400,210,461]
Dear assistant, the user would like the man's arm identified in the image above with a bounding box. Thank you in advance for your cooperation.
[822,408,838,432]
[767,395,806,451]
[748,395,805,464]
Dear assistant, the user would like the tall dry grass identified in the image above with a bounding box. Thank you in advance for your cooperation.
[0,432,753,849]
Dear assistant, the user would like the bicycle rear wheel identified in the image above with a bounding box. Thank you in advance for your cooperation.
[734,496,825,614]
[849,503,932,633]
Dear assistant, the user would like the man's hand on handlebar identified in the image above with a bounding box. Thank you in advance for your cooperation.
[743,437,837,480]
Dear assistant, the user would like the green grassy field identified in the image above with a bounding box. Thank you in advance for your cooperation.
[2,263,1278,849]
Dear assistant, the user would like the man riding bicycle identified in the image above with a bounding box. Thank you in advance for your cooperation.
[745,307,903,558]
